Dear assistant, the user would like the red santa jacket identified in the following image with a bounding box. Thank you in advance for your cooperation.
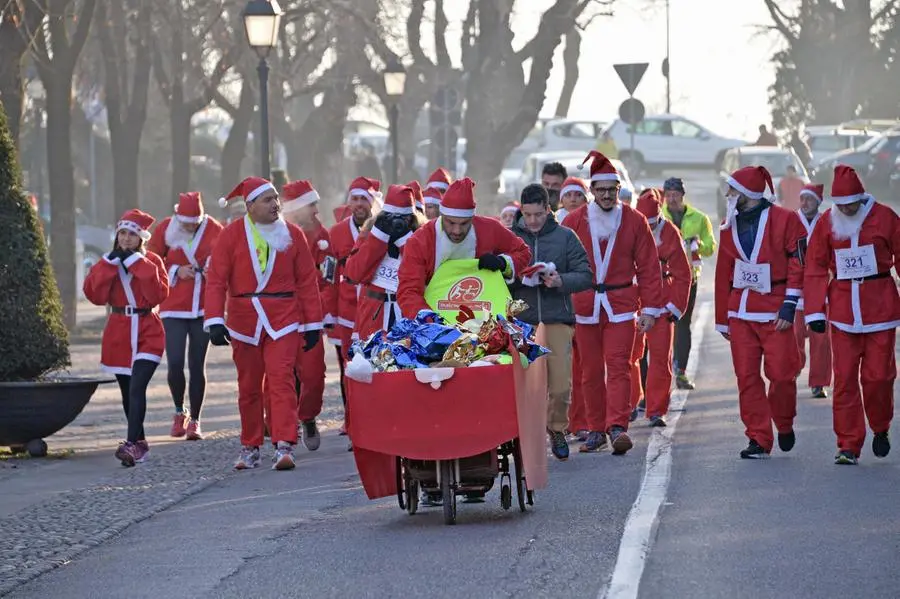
[303,219,337,326]
[147,215,223,319]
[562,202,665,325]
[714,203,806,334]
[652,219,692,319]
[344,225,414,341]
[329,216,363,338]
[397,216,532,318]
[83,251,169,375]
[803,200,899,333]
[203,217,323,345]
[794,208,824,311]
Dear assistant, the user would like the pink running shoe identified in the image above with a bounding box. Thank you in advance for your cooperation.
[185,419,203,441]
[170,413,187,437]
[134,440,150,463]
[115,442,139,467]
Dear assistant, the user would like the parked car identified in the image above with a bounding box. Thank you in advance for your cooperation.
[888,155,900,200]
[805,126,876,169]
[603,114,746,176]
[536,118,608,153]
[810,130,900,193]
[717,146,808,222]
[511,151,634,204]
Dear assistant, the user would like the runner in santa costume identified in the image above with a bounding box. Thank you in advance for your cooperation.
[500,201,520,228]
[329,176,381,434]
[345,184,423,341]
[147,192,223,441]
[83,209,169,467]
[715,165,806,459]
[793,183,832,399]
[206,177,324,471]
[630,188,691,427]
[804,165,899,465]
[424,167,451,221]
[561,151,664,455]
[397,177,532,317]
[278,179,335,451]
[407,180,426,214]
[426,167,452,193]
[555,175,589,223]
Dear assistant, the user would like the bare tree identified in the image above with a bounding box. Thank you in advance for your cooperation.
[0,0,49,144]
[213,64,255,195]
[31,0,97,330]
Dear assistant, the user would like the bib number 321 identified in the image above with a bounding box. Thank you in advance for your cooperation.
[835,244,877,280]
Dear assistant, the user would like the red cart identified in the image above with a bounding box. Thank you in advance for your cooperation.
[346,348,548,525]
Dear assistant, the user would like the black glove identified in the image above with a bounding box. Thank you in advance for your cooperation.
[303,329,321,352]
[108,248,126,261]
[777,300,797,324]
[668,314,679,323]
[208,324,231,346]
[808,320,827,334]
[373,212,394,237]
[477,254,506,272]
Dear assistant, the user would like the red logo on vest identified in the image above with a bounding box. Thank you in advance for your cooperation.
[438,276,490,312]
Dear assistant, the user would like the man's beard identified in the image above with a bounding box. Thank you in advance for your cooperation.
[830,204,867,241]
[256,217,293,252]
[165,221,195,249]
[588,201,621,239]
[720,196,740,230]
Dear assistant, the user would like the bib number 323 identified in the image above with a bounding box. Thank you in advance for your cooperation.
[835,245,877,280]
[733,260,772,294]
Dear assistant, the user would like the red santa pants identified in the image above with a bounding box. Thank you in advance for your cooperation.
[643,319,675,418]
[793,309,832,388]
[729,319,801,452]
[575,316,636,432]
[630,334,645,410]
[234,333,299,447]
[567,340,587,432]
[831,327,896,456]
[297,337,326,422]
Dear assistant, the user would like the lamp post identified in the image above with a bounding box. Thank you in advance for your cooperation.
[664,0,671,113]
[383,57,407,185]
[242,0,282,180]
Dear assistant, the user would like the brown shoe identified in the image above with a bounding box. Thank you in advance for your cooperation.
[610,427,634,455]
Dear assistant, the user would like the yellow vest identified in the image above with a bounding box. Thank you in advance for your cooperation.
[424,259,512,323]
[247,217,269,272]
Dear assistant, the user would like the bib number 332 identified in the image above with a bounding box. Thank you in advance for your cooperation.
[372,256,401,292]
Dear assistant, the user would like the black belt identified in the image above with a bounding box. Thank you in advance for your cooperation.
[366,289,397,302]
[593,282,632,293]
[235,292,294,298]
[110,306,151,316]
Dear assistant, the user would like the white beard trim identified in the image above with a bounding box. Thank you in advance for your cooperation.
[588,201,622,240]
[720,197,738,231]
[256,218,293,252]
[830,202,867,241]
[165,220,194,249]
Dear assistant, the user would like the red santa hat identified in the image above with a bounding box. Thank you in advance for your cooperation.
[381,184,416,215]
[174,192,205,224]
[500,201,520,217]
[426,167,452,192]
[423,186,442,206]
[281,180,320,214]
[725,165,774,200]
[347,176,383,204]
[218,176,275,208]
[559,176,589,199]
[407,180,425,211]
[440,177,476,218]
[116,208,155,241]
[830,164,867,204]
[578,150,619,182]
[799,183,825,204]
[636,188,662,221]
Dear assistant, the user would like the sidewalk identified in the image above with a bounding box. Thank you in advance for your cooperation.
[0,330,347,596]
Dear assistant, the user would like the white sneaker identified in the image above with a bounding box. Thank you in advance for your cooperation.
[234,446,261,470]
[301,420,321,451]
[272,442,296,470]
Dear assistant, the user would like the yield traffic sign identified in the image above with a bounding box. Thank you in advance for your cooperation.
[614,63,649,96]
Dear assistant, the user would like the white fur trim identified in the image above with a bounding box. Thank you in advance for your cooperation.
[247,182,275,202]
[560,184,587,198]
[715,324,730,335]
[665,302,682,320]
[426,181,449,191]
[804,312,826,325]
[381,203,414,215]
[122,253,143,268]
[501,206,519,216]
[282,190,320,213]
[297,322,324,332]
[591,173,619,182]
[439,206,475,218]
[831,192,867,205]
[370,227,390,243]
[424,197,441,206]
[175,213,204,224]
[349,188,377,203]
[394,231,413,248]
[726,176,764,200]
[786,288,803,298]
[799,189,822,202]
[218,197,228,208]
[203,316,226,331]
[116,220,151,241]
[317,239,329,251]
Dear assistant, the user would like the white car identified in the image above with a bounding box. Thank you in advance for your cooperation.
[537,118,608,153]
[511,151,634,204]
[603,114,747,176]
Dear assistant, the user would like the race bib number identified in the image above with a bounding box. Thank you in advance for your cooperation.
[835,245,877,280]
[733,260,772,294]
[372,256,401,292]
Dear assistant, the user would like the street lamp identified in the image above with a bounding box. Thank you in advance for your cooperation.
[383,57,407,185]
[242,0,282,180]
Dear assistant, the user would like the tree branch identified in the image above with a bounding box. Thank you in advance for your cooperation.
[434,0,451,68]
[763,0,798,41]
[406,0,429,65]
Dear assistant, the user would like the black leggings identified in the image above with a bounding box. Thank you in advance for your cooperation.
[335,347,347,408]
[673,281,698,373]
[163,317,210,419]
[116,359,159,443]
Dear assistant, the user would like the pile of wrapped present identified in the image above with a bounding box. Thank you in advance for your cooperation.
[348,299,550,373]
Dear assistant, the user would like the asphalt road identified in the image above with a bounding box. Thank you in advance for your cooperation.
[10,173,900,599]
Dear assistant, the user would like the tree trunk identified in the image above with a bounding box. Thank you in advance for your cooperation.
[555,29,581,118]
[45,87,77,330]
[170,104,191,197]
[0,59,24,147]
[109,128,141,216]
[220,79,254,194]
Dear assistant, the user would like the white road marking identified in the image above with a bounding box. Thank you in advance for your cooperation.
[599,301,711,599]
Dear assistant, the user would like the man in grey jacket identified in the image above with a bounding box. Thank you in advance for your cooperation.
[511,184,594,461]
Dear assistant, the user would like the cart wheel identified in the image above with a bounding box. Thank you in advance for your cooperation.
[513,439,527,512]
[527,490,534,506]
[406,479,419,516]
[27,439,48,458]
[8,445,27,455]
[396,457,407,510]
[440,460,456,525]
[500,483,512,510]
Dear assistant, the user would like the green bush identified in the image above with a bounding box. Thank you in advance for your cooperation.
[0,103,70,380]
